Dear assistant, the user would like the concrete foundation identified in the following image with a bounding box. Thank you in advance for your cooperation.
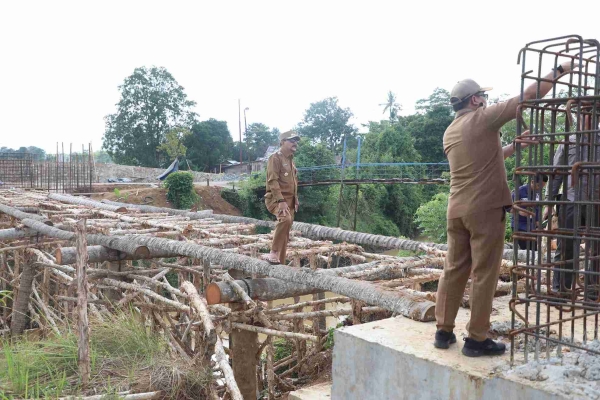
[332,296,580,400]
[289,382,331,400]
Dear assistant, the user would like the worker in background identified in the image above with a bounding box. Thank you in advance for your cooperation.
[434,60,574,357]
[548,115,600,294]
[261,131,300,265]
[511,175,548,252]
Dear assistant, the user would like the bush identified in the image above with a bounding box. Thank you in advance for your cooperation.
[414,192,449,243]
[164,172,197,209]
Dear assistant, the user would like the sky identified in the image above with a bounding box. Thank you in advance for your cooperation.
[0,0,598,154]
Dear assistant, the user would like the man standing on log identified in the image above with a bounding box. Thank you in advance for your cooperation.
[261,131,300,265]
[434,61,573,357]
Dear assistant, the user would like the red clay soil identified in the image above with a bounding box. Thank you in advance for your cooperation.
[91,186,241,216]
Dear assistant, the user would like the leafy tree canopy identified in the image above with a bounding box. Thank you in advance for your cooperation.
[102,66,197,167]
[185,119,233,171]
[297,97,357,152]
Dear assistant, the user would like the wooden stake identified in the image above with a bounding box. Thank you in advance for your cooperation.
[75,219,91,387]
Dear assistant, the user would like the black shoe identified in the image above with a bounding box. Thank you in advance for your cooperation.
[433,329,456,349]
[462,338,506,357]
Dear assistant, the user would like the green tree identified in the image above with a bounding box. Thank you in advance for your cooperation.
[157,127,190,161]
[185,119,233,171]
[379,91,401,120]
[297,97,357,151]
[102,66,197,167]
[245,123,279,161]
[355,121,424,237]
[415,192,449,243]
[404,88,454,163]
[294,140,336,224]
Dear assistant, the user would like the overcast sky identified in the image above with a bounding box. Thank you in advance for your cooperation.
[0,0,598,154]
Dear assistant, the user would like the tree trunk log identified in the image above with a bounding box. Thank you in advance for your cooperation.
[206,278,322,304]
[107,235,436,321]
[75,219,91,388]
[10,254,35,336]
[0,227,39,240]
[48,193,128,212]
[20,218,150,258]
[101,199,213,220]
[0,203,52,226]
[56,245,180,265]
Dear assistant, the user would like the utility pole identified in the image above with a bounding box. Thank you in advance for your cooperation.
[244,107,250,164]
[238,99,243,164]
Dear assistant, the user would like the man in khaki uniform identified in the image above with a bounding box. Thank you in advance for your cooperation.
[261,131,300,265]
[434,61,574,357]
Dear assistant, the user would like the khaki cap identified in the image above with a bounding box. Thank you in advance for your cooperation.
[450,79,492,105]
[279,130,300,141]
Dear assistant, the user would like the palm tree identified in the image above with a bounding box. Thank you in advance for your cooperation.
[379,91,401,120]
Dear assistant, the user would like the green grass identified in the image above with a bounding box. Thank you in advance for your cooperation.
[0,310,178,399]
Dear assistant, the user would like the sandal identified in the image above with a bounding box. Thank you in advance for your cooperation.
[261,254,280,264]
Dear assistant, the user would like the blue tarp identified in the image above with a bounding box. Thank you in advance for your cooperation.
[157,158,179,181]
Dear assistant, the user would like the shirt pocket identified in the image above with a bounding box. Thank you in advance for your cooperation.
[280,163,293,183]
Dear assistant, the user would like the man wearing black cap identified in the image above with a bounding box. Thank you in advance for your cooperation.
[261,130,300,265]
[434,61,574,357]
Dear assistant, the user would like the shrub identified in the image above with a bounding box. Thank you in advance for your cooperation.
[164,172,197,209]
[414,192,449,243]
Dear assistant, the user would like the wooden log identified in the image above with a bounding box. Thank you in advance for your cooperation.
[231,322,319,342]
[206,278,322,304]
[75,219,91,387]
[180,281,217,352]
[215,336,244,400]
[10,253,35,336]
[104,234,437,321]
[0,203,52,226]
[211,214,527,261]
[20,219,150,259]
[48,193,128,212]
[56,245,181,265]
[101,199,214,220]
[0,227,39,240]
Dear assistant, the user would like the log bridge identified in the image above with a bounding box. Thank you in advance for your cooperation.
[0,189,526,399]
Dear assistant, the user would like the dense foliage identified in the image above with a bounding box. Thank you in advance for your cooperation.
[164,172,197,209]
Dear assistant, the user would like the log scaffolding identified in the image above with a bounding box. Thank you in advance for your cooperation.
[0,189,526,399]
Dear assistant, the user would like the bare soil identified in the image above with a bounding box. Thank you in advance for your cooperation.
[91,186,241,216]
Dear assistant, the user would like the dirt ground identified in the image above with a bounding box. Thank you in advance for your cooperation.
[91,186,241,216]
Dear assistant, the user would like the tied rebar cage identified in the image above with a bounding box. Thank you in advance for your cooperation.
[510,35,600,364]
[0,144,95,193]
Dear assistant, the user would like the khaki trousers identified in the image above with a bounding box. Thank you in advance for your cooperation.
[435,207,506,341]
[267,198,295,264]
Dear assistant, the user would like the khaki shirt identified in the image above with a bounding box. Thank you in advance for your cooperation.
[444,97,520,219]
[265,150,298,205]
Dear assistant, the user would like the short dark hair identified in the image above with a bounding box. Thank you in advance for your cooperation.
[531,175,549,184]
[452,98,470,112]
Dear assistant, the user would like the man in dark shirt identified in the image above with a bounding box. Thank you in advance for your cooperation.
[511,175,548,250]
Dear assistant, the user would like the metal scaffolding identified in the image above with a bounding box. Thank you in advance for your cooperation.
[511,35,600,363]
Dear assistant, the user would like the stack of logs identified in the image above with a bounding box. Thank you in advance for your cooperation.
[0,190,526,399]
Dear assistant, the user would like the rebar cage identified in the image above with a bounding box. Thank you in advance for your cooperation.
[511,35,600,363]
[0,145,94,193]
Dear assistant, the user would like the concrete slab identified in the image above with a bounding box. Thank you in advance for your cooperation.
[288,382,332,400]
[332,295,582,400]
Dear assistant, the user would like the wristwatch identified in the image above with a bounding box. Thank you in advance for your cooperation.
[556,65,564,74]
